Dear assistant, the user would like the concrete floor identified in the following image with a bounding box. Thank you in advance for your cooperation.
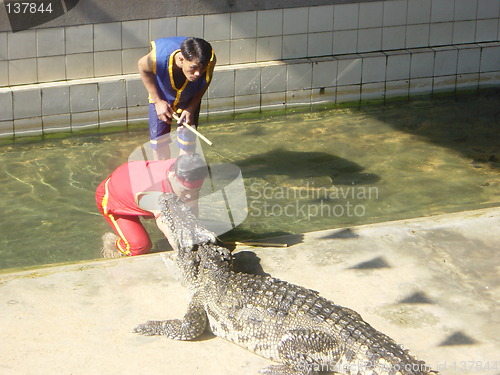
[1,207,499,375]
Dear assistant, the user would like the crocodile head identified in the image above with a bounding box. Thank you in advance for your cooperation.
[158,193,230,286]
[158,193,216,251]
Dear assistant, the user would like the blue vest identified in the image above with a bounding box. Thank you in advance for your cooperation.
[151,37,215,111]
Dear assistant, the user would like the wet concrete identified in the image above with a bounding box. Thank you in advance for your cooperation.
[1,207,499,375]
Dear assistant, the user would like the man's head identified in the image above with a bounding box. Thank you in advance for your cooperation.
[169,153,208,202]
[179,37,213,82]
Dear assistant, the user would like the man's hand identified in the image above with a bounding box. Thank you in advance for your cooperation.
[154,100,174,123]
[176,109,196,126]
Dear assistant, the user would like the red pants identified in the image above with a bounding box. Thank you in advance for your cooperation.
[95,179,152,256]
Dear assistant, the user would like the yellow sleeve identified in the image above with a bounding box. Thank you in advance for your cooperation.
[205,51,217,84]
[150,41,157,74]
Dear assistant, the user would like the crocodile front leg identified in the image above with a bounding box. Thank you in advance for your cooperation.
[133,301,208,340]
[261,329,342,375]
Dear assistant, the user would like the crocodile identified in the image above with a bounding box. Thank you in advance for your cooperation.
[134,193,437,375]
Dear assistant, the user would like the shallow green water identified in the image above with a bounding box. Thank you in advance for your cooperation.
[1,94,499,271]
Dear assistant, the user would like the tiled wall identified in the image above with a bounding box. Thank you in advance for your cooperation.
[1,0,499,139]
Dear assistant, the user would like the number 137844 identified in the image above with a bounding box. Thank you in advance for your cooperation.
[5,2,53,14]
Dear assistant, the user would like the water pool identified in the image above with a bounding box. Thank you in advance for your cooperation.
[1,93,499,271]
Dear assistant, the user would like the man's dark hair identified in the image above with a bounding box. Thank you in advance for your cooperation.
[173,153,208,181]
[180,37,213,66]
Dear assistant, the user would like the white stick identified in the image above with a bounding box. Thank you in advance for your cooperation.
[172,114,213,146]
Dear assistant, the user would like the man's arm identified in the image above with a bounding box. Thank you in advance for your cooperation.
[138,52,173,123]
[151,210,177,250]
[177,84,209,125]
